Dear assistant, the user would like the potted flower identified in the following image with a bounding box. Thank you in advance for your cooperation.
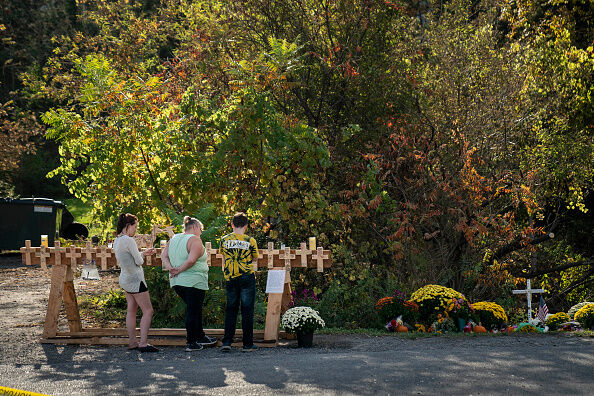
[281,306,325,347]
[445,297,475,331]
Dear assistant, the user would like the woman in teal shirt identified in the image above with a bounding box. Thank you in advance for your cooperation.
[162,216,217,351]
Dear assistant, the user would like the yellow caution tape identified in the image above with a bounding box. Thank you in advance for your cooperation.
[0,386,49,396]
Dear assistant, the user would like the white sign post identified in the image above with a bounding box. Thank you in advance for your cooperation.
[512,279,545,322]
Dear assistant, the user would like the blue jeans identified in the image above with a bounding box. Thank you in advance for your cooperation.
[222,273,256,347]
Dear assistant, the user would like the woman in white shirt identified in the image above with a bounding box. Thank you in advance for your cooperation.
[113,213,158,352]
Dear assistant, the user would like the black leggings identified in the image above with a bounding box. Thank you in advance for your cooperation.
[173,286,206,343]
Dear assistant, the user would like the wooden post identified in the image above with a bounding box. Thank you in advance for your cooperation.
[36,245,51,271]
[204,242,213,267]
[295,242,309,268]
[43,262,68,338]
[20,240,33,266]
[96,246,112,271]
[65,245,81,271]
[63,265,82,332]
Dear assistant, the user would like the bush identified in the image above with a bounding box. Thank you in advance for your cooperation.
[472,301,508,330]
[545,312,570,330]
[316,272,400,328]
[568,302,593,319]
[574,303,594,330]
[410,285,465,324]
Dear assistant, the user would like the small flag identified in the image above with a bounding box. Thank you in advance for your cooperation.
[537,295,549,324]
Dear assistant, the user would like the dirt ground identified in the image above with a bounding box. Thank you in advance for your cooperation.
[0,253,122,355]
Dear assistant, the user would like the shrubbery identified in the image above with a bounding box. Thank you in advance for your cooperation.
[471,302,508,330]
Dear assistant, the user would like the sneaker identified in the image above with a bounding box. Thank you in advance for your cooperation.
[185,342,203,352]
[220,344,232,352]
[196,335,218,346]
[242,344,259,352]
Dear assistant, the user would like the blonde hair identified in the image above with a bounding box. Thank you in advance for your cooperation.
[183,216,203,231]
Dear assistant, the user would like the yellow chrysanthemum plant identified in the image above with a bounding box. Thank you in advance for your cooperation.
[472,301,508,330]
[574,303,594,330]
[410,285,465,324]
[545,312,570,331]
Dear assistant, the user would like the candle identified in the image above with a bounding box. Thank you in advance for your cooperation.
[40,235,48,248]
[160,240,167,248]
[308,237,316,251]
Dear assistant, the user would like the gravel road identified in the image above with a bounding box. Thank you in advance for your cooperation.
[1,255,593,395]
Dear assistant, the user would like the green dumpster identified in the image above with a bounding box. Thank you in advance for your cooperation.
[0,198,65,250]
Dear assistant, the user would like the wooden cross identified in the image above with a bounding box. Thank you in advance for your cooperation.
[96,246,112,271]
[65,245,81,270]
[295,242,309,268]
[53,241,66,267]
[282,246,295,272]
[312,247,329,273]
[36,245,51,271]
[266,242,280,269]
[20,240,33,266]
[82,241,94,263]
[512,279,545,322]
[152,224,175,239]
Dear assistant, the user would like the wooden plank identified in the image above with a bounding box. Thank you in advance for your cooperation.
[58,328,272,337]
[264,292,284,341]
[62,265,82,333]
[21,246,332,269]
[41,337,277,347]
[42,263,68,338]
[281,272,293,315]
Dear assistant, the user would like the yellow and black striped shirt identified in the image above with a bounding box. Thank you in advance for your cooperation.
[219,233,259,281]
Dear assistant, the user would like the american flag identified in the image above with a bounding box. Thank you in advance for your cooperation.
[537,295,549,323]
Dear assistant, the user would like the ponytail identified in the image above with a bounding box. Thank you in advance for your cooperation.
[116,213,138,234]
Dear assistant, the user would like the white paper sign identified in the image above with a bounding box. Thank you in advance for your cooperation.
[265,270,286,294]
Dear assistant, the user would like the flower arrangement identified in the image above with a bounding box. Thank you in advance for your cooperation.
[376,290,419,326]
[545,312,570,331]
[410,285,465,323]
[431,314,458,334]
[281,306,325,334]
[574,303,594,330]
[445,298,475,322]
[472,301,508,330]
[515,323,542,333]
[568,301,593,319]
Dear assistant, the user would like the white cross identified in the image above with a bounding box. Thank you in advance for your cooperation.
[512,279,545,322]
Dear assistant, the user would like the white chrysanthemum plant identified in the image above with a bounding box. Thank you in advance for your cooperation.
[281,306,326,334]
